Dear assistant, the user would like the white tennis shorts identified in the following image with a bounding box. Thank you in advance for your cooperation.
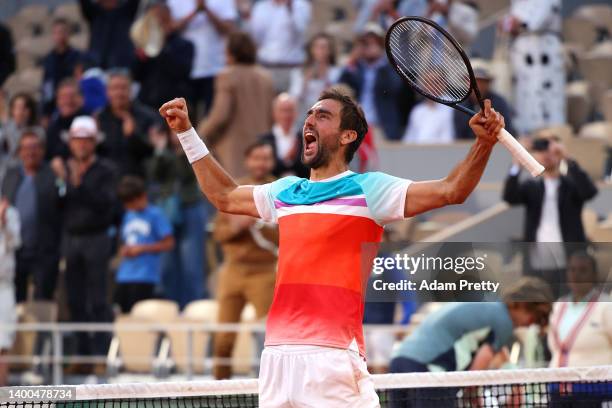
[258,344,380,408]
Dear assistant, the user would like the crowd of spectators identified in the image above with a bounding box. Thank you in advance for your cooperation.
[0,0,610,381]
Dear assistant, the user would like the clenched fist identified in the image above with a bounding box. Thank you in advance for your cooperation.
[159,98,192,133]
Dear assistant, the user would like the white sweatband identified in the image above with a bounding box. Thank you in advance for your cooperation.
[176,127,209,164]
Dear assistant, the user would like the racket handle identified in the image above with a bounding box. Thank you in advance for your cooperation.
[497,129,544,177]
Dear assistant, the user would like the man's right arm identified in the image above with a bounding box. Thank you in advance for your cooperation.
[159,98,259,218]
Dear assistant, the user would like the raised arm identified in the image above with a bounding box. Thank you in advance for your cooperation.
[404,100,504,217]
[159,98,259,217]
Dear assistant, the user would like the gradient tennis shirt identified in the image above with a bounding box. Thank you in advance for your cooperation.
[253,170,412,356]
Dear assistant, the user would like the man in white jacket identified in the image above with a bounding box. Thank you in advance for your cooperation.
[0,198,21,385]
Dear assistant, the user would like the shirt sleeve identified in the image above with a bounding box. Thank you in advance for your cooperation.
[357,172,412,226]
[153,208,173,240]
[253,176,301,223]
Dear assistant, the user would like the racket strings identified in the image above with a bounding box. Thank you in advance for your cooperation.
[388,19,471,103]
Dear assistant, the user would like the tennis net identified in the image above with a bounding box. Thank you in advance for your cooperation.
[1,366,610,407]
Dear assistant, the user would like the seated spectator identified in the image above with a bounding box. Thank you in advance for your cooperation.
[390,277,553,374]
[41,18,82,116]
[289,33,341,121]
[79,0,140,69]
[2,129,62,302]
[0,199,20,386]
[97,70,157,177]
[74,54,108,115]
[548,251,612,368]
[0,93,38,184]
[51,116,117,373]
[132,3,194,111]
[212,140,278,379]
[46,79,88,160]
[0,22,15,87]
[339,24,415,141]
[168,0,237,117]
[453,60,515,139]
[402,99,455,144]
[147,123,209,306]
[259,93,309,178]
[248,0,312,92]
[197,31,275,178]
[115,176,174,314]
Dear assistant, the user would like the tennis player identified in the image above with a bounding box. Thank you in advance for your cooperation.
[159,89,505,407]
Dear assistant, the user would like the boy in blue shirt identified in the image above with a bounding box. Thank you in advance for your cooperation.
[115,176,174,313]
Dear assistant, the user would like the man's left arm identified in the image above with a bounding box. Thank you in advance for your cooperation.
[564,159,598,202]
[404,100,504,218]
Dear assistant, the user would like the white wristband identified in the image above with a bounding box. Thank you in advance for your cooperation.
[176,127,209,164]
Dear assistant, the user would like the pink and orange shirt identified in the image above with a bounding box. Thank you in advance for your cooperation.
[253,170,411,356]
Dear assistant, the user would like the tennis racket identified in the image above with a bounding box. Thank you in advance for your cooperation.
[385,16,544,177]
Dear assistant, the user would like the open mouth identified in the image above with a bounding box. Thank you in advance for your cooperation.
[303,130,318,155]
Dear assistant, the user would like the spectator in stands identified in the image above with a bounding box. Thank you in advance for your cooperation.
[548,251,612,368]
[115,176,174,314]
[0,23,15,88]
[503,0,565,134]
[79,0,140,69]
[339,24,415,141]
[502,134,598,296]
[2,129,62,302]
[45,79,87,160]
[259,93,309,178]
[212,140,278,380]
[97,70,157,177]
[41,18,82,116]
[289,33,341,122]
[453,60,515,139]
[197,31,275,178]
[248,0,312,92]
[133,3,194,111]
[0,93,39,184]
[73,54,108,115]
[402,99,456,144]
[51,116,117,371]
[168,0,237,117]
[147,123,210,306]
[390,277,552,377]
[0,199,20,386]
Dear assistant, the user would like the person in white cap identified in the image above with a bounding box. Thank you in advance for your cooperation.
[51,115,117,375]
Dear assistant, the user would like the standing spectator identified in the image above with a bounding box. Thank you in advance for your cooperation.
[249,0,312,92]
[503,0,565,134]
[41,18,82,116]
[0,199,20,386]
[453,60,515,139]
[133,3,194,111]
[45,79,87,160]
[0,23,15,87]
[503,135,598,296]
[0,93,39,184]
[97,70,157,177]
[115,176,174,314]
[79,0,140,69]
[339,24,415,141]
[402,99,456,144]
[197,31,275,178]
[168,0,237,117]
[2,130,62,302]
[212,141,278,380]
[259,93,308,178]
[289,33,341,122]
[147,123,209,306]
[51,116,117,372]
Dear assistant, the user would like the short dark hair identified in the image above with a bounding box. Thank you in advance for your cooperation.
[9,92,38,126]
[118,176,146,204]
[227,31,257,65]
[57,77,80,93]
[317,88,368,164]
[245,139,273,157]
[306,32,337,66]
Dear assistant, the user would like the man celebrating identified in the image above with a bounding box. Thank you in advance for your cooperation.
[159,90,504,407]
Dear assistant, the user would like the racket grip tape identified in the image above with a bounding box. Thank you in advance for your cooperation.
[497,129,545,177]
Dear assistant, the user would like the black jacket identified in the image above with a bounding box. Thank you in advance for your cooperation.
[502,160,598,242]
[0,23,15,87]
[259,131,309,179]
[42,47,82,114]
[2,163,62,254]
[45,107,88,160]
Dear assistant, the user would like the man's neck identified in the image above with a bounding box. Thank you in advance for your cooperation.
[23,165,39,176]
[543,168,560,179]
[75,155,96,170]
[111,104,130,115]
[309,160,350,181]
[274,123,293,136]
[55,44,69,54]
